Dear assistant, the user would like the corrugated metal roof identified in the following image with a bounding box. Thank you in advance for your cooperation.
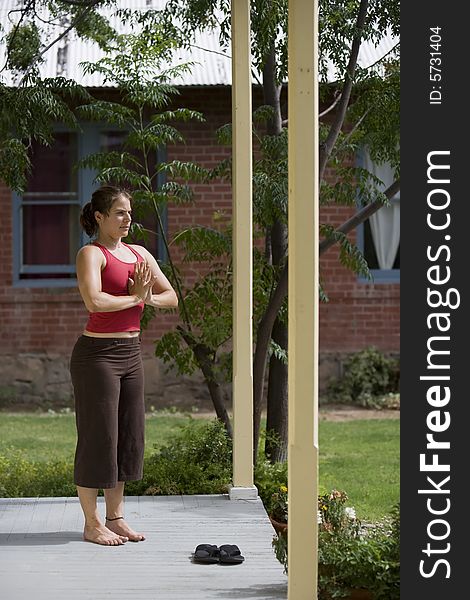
[0,0,398,87]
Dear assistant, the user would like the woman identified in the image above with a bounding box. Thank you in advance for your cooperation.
[70,185,178,546]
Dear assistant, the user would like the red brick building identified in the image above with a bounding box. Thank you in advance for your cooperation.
[0,3,399,410]
[0,83,399,410]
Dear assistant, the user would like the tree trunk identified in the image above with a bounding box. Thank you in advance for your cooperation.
[254,0,383,462]
[262,44,282,134]
[264,214,288,461]
[253,42,285,461]
[265,317,288,462]
[178,326,233,438]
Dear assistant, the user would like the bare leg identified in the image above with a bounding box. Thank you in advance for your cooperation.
[104,481,146,542]
[77,485,128,546]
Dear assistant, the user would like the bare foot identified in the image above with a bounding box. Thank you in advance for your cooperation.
[106,518,146,542]
[83,523,129,546]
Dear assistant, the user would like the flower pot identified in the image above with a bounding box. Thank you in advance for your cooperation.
[269,515,288,536]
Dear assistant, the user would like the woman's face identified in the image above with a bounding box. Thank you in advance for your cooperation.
[95,195,132,239]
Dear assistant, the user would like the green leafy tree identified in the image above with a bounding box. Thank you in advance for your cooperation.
[159,0,400,461]
[0,0,119,190]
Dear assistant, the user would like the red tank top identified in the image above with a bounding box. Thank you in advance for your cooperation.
[85,242,145,333]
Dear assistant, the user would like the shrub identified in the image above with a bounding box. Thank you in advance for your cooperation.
[0,448,75,497]
[318,504,400,599]
[270,488,359,576]
[318,489,359,536]
[126,418,233,496]
[271,499,400,599]
[0,420,288,501]
[0,419,233,498]
[254,457,288,516]
[326,347,399,408]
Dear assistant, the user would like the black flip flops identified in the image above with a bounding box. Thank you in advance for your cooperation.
[192,543,245,564]
[219,544,245,564]
[193,544,220,563]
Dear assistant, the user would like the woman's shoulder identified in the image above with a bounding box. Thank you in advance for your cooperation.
[76,243,106,264]
[126,243,150,258]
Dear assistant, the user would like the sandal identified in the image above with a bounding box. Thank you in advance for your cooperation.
[193,543,220,564]
[219,544,245,564]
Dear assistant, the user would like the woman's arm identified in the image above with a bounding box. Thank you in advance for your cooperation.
[130,245,178,309]
[77,246,152,313]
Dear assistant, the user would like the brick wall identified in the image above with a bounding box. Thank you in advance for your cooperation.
[319,205,400,351]
[0,85,399,406]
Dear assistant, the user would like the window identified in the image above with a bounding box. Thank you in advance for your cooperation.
[357,149,400,283]
[13,132,82,285]
[13,125,167,287]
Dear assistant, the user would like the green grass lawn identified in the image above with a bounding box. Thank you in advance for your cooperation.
[0,411,399,521]
[319,419,399,521]
[0,410,194,462]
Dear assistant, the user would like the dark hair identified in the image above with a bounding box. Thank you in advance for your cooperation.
[80,185,132,237]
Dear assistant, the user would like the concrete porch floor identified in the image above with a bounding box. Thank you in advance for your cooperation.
[0,494,287,600]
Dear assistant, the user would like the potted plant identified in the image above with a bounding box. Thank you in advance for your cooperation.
[268,485,288,535]
[270,489,400,600]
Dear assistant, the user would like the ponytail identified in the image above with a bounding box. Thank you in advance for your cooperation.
[79,202,98,237]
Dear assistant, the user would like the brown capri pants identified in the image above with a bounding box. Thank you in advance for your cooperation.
[70,335,145,489]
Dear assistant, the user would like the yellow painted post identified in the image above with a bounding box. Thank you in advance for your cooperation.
[287,0,319,598]
[229,0,257,499]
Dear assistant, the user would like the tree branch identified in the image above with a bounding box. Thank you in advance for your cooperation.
[319,0,369,179]
[327,104,373,163]
[281,90,342,127]
[366,41,400,71]
[319,90,342,119]
[177,325,233,437]
[1,0,36,74]
[319,179,400,254]
[17,0,103,85]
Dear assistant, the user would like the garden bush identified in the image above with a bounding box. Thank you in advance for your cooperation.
[0,419,290,502]
[254,457,288,515]
[0,419,233,498]
[326,347,399,408]
[127,418,233,495]
[318,503,400,599]
[271,494,400,600]
[0,448,76,497]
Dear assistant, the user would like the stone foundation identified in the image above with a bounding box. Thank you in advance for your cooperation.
[0,352,221,412]
[0,350,399,411]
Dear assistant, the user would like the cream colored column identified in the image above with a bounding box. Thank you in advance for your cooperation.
[287,0,319,597]
[229,0,257,500]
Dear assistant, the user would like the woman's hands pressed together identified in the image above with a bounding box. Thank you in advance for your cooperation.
[128,261,157,303]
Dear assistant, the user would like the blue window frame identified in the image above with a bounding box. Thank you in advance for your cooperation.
[12,124,167,287]
[356,148,400,284]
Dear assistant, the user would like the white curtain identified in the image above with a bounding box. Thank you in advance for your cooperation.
[363,151,400,270]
